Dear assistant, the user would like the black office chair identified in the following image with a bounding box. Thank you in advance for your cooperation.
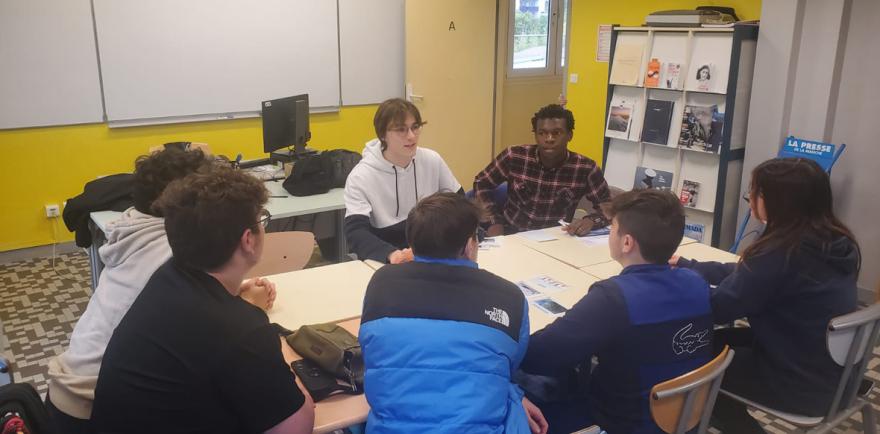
[0,356,53,434]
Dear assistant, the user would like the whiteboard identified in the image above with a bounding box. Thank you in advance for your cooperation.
[93,0,341,123]
[0,0,104,129]
[339,0,404,105]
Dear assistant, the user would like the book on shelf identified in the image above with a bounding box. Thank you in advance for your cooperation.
[680,180,700,208]
[606,94,638,140]
[707,110,725,153]
[695,63,714,91]
[633,166,673,191]
[645,58,661,87]
[678,104,722,153]
[663,62,682,89]
[609,43,644,85]
[683,221,705,242]
[642,99,675,145]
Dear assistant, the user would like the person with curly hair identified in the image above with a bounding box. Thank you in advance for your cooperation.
[46,147,276,434]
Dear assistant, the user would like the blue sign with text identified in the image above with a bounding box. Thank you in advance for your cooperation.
[778,136,836,171]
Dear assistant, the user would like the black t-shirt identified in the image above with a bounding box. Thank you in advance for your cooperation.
[92,259,305,434]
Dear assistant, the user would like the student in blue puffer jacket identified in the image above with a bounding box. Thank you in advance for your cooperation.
[359,192,548,434]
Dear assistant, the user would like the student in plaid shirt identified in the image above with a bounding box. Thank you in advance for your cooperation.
[474,104,611,237]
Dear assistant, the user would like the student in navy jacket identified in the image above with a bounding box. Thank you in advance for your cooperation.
[674,158,861,433]
[521,189,713,434]
[359,193,548,434]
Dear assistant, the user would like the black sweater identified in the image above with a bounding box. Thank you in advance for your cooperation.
[678,235,860,414]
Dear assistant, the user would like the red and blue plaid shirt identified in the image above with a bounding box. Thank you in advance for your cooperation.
[474,145,611,231]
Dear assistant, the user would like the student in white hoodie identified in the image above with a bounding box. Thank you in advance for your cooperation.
[344,98,462,263]
[45,147,276,434]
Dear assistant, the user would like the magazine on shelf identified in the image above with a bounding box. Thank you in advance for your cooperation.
[684,221,705,243]
[706,110,725,153]
[680,180,700,208]
[695,63,714,91]
[642,99,675,145]
[664,62,682,89]
[606,98,637,140]
[678,105,721,153]
[645,58,661,87]
[633,166,673,191]
[609,43,644,85]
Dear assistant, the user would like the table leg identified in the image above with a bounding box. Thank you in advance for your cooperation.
[337,209,348,262]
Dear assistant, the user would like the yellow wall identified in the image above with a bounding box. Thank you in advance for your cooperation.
[566,0,762,162]
[0,106,377,251]
[501,77,565,150]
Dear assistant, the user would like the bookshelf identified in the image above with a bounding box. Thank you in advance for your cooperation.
[601,24,759,248]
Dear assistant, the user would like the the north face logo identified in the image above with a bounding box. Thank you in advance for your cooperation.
[672,323,710,355]
[485,307,510,327]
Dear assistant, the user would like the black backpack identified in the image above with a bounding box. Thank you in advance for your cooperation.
[282,150,361,196]
[324,149,361,188]
[0,383,50,434]
[283,153,335,196]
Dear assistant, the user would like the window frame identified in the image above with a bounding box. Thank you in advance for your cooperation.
[507,0,570,78]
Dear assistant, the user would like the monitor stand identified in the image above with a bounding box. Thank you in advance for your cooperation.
[269,144,317,164]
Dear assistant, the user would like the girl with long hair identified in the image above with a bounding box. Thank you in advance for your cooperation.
[674,157,861,433]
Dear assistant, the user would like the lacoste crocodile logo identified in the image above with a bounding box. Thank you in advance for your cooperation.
[672,323,710,355]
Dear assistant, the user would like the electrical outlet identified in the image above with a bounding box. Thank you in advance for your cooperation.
[45,204,60,218]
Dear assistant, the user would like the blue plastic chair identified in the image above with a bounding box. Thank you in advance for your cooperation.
[466,182,508,209]
[730,137,846,253]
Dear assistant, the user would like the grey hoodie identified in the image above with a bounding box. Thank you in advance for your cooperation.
[343,139,460,261]
[48,208,170,419]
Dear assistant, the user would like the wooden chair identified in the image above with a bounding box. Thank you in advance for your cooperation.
[721,303,880,434]
[650,346,735,434]
[246,231,315,279]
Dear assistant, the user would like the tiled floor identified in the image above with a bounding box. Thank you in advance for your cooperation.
[0,250,877,433]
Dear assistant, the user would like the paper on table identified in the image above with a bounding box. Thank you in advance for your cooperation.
[521,275,570,295]
[517,229,558,242]
[516,282,542,299]
[579,234,610,246]
[609,43,644,85]
[531,297,568,316]
[479,237,502,250]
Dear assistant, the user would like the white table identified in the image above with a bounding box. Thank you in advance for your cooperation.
[510,226,699,269]
[264,237,739,432]
[266,260,375,331]
[266,262,373,434]
[87,185,346,289]
[478,237,600,333]
[580,241,740,280]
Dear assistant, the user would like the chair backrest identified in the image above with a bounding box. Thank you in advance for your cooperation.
[245,231,315,279]
[465,182,508,208]
[650,346,735,434]
[824,303,880,419]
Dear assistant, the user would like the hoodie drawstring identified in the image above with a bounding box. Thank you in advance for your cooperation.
[393,166,400,217]
[413,159,418,203]
[392,159,418,218]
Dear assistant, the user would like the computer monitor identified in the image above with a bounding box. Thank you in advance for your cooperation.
[261,94,311,157]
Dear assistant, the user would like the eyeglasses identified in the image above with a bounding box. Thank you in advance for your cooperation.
[535,129,567,139]
[258,209,272,228]
[742,193,750,203]
[388,122,425,136]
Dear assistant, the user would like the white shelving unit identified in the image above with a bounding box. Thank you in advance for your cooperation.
[602,24,759,248]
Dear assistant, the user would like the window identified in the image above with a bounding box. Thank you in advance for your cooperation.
[509,0,569,77]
